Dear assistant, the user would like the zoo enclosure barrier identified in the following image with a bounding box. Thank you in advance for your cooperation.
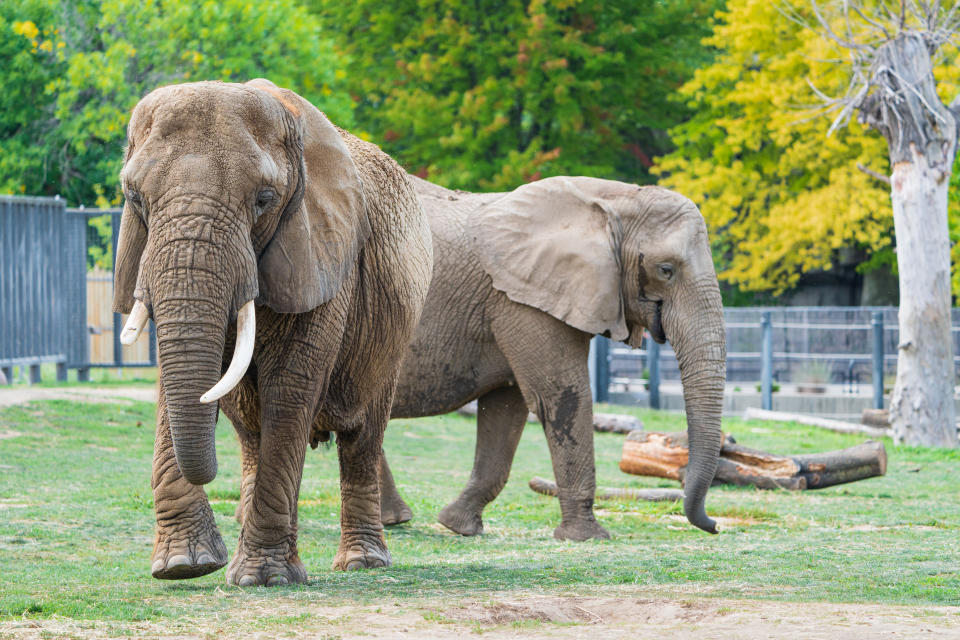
[590,307,960,411]
[0,197,153,384]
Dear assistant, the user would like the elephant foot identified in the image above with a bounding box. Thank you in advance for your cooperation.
[553,519,611,542]
[437,502,484,536]
[151,519,228,580]
[332,533,391,571]
[226,534,306,587]
[381,497,413,526]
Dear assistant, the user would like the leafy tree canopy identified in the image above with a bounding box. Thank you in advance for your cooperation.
[0,0,353,207]
[312,0,722,190]
[655,0,960,294]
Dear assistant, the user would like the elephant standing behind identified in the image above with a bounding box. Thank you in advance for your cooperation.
[381,176,725,540]
[114,80,432,585]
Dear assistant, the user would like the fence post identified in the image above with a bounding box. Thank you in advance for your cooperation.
[761,311,772,411]
[594,336,609,403]
[872,311,884,409]
[29,363,41,384]
[648,338,661,410]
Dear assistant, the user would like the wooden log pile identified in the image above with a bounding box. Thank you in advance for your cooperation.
[620,431,887,491]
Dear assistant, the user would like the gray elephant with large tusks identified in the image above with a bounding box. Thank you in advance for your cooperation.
[114,79,432,585]
[381,175,725,540]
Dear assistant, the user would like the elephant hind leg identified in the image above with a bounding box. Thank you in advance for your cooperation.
[438,385,528,536]
[380,455,413,526]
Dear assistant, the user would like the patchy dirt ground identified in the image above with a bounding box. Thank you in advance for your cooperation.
[0,385,156,408]
[1,594,958,639]
[3,388,959,638]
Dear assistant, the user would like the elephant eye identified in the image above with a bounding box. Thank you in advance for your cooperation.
[658,263,675,280]
[255,189,276,217]
[126,189,146,222]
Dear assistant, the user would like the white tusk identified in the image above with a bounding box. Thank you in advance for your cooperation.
[200,300,256,404]
[120,300,150,345]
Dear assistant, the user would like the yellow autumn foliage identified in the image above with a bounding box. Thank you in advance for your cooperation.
[656,0,960,295]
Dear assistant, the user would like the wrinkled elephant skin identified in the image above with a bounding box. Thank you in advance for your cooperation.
[114,80,432,585]
[384,176,725,540]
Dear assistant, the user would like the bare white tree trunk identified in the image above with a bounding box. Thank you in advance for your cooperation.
[854,33,959,448]
[808,5,960,446]
[888,147,957,447]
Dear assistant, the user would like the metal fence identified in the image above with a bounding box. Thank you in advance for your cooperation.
[592,306,960,410]
[0,195,84,382]
[0,197,154,383]
[66,207,156,378]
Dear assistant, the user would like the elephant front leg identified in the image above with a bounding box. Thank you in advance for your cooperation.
[379,455,413,526]
[333,395,392,570]
[225,399,309,587]
[542,389,610,541]
[493,315,609,541]
[437,385,527,536]
[151,383,228,579]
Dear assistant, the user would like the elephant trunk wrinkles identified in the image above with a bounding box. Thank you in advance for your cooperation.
[152,238,235,486]
[668,276,725,534]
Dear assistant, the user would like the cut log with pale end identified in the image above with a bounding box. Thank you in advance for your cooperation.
[793,441,887,489]
[593,413,643,434]
[529,476,683,502]
[620,431,886,491]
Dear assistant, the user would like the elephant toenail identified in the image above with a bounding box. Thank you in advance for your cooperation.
[238,575,259,587]
[166,554,190,568]
[267,575,289,586]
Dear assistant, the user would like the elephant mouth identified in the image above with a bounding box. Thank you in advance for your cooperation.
[649,301,666,343]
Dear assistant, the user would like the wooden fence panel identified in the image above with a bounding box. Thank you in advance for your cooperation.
[86,269,151,364]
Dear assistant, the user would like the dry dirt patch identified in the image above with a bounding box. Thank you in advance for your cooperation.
[0,386,156,409]
[3,595,958,640]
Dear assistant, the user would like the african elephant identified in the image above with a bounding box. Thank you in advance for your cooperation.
[380,176,725,540]
[114,80,432,585]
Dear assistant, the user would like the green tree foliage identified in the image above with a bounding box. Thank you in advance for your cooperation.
[0,0,353,207]
[312,0,722,190]
[655,0,960,294]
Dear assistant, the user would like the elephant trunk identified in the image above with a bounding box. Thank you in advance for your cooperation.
[667,275,726,534]
[154,286,227,486]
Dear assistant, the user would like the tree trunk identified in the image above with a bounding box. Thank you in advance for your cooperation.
[857,33,959,448]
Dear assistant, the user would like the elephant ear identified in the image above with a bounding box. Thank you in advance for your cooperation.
[247,78,370,313]
[469,176,628,340]
[112,200,151,314]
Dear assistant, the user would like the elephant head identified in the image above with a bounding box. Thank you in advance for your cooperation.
[471,177,725,533]
[113,79,369,485]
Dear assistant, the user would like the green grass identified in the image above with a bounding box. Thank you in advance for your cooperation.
[1,397,960,627]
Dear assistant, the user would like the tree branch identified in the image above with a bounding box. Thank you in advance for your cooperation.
[857,162,892,185]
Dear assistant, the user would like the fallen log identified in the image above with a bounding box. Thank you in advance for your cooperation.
[529,476,683,502]
[456,401,642,433]
[743,407,890,438]
[592,413,643,434]
[861,408,891,429]
[620,431,886,491]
